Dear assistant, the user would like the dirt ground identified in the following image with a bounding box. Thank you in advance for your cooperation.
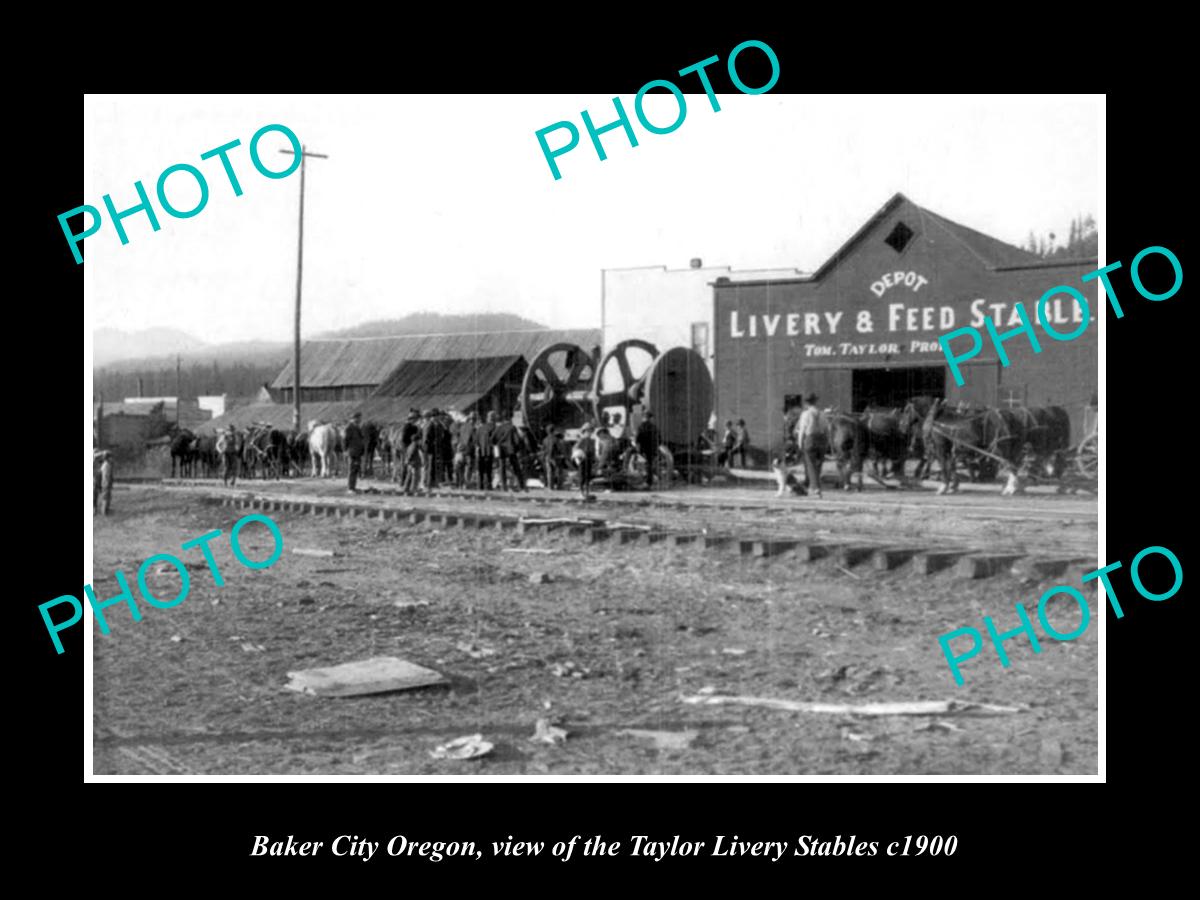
[92,483,1098,775]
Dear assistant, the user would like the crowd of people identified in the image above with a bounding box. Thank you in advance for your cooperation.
[360,407,669,500]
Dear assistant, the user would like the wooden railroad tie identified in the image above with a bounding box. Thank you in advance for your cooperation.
[752,539,799,559]
[956,554,1024,579]
[872,547,925,571]
[912,550,971,575]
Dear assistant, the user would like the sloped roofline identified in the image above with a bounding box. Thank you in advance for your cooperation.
[809,192,911,280]
[307,328,592,343]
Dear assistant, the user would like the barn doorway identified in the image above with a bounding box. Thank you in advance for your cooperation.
[851,366,945,411]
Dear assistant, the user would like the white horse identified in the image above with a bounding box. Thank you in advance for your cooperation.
[308,421,338,478]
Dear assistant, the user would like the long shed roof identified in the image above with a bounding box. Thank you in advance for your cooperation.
[271,329,600,390]
[357,355,523,425]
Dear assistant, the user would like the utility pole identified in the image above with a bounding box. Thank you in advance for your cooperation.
[280,144,329,433]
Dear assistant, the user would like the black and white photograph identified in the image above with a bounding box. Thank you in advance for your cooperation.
[84,91,1102,777]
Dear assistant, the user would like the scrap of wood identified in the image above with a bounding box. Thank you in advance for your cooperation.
[285,656,446,697]
[680,694,1024,716]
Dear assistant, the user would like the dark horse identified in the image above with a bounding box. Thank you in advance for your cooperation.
[362,421,381,477]
[243,425,289,479]
[1011,406,1072,474]
[861,406,910,483]
[828,413,867,491]
[900,395,939,481]
[922,399,990,494]
[169,428,197,478]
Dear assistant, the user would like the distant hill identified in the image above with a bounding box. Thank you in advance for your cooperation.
[94,327,208,368]
[96,339,291,373]
[92,312,552,399]
[316,312,548,338]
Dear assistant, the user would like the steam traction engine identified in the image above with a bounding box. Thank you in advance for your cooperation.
[517,339,715,486]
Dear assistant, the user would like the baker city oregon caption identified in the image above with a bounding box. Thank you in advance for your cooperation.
[251,833,958,862]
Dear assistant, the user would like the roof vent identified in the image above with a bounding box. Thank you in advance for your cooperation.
[885,221,915,253]
[690,258,703,269]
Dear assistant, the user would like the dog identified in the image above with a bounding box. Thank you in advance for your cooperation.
[771,457,808,497]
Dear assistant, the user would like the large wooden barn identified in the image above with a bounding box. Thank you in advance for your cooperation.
[712,193,1098,460]
[200,329,600,433]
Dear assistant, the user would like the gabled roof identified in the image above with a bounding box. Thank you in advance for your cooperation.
[810,192,1039,280]
[357,355,524,425]
[271,329,601,390]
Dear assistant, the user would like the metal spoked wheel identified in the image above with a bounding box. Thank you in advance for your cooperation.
[518,343,596,437]
[1075,432,1098,478]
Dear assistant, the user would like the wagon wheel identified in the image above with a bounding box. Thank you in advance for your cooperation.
[519,343,596,437]
[591,339,658,430]
[1075,433,1098,478]
[626,444,675,485]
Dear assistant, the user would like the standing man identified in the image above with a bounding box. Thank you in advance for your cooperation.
[344,411,366,493]
[453,412,477,488]
[732,419,751,468]
[475,411,497,491]
[636,411,662,489]
[94,450,114,516]
[796,393,827,499]
[541,425,565,490]
[573,422,596,499]
[217,425,241,487]
[418,410,438,492]
[494,413,528,492]
[719,419,736,467]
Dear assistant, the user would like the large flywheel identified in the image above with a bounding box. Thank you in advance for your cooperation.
[591,339,658,432]
[518,343,597,437]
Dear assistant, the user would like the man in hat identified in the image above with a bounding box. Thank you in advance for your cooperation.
[718,419,736,467]
[732,418,751,468]
[217,425,241,487]
[541,424,565,490]
[418,409,439,491]
[795,393,827,499]
[344,411,367,493]
[493,412,528,492]
[635,410,662,489]
[454,412,477,488]
[94,450,114,515]
[474,410,497,490]
[573,422,596,499]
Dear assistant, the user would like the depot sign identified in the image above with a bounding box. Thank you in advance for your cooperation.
[723,266,1102,355]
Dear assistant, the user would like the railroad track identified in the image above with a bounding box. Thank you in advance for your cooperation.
[150,484,1099,583]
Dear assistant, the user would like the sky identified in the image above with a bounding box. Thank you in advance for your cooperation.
[83,94,1101,344]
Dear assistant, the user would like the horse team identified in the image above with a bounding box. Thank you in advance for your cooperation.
[169,420,384,484]
[789,397,1074,495]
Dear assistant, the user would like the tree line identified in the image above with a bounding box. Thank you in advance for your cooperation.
[94,361,282,402]
[1023,213,1097,259]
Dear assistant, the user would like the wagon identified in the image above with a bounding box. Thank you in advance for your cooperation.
[1074,404,1098,479]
